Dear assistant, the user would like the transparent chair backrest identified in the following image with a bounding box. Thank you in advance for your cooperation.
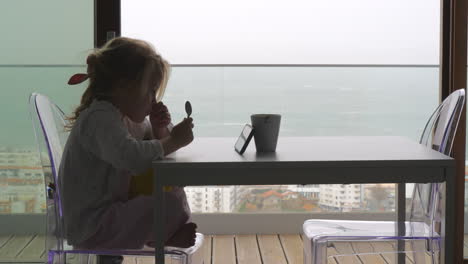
[29,93,70,253]
[410,89,465,230]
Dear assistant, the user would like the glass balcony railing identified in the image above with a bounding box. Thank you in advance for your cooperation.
[0,65,440,215]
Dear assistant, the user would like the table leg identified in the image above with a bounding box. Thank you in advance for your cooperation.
[155,179,165,264]
[444,167,455,264]
[396,183,406,264]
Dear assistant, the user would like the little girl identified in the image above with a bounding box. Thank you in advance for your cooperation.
[59,37,196,250]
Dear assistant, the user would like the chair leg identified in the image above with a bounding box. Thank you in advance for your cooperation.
[47,250,67,264]
[430,239,441,264]
[47,251,54,264]
[49,251,66,264]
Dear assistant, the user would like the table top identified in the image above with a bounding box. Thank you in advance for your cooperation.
[154,136,453,169]
[152,136,457,264]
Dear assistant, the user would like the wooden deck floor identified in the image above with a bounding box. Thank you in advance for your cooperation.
[1,234,466,263]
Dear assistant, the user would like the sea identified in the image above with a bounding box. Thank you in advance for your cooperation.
[0,65,442,151]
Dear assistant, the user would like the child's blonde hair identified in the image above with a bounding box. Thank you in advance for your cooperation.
[67,37,170,127]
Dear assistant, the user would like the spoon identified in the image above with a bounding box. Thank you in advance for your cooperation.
[185,101,192,118]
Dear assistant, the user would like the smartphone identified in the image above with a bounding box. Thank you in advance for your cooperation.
[234,124,255,154]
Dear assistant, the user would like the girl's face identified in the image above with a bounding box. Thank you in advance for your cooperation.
[114,73,158,123]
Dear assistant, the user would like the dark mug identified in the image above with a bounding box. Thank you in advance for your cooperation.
[250,114,281,152]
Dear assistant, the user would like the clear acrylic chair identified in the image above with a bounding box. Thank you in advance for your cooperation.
[303,89,465,264]
[29,93,204,264]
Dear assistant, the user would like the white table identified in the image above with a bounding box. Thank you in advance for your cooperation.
[153,137,455,264]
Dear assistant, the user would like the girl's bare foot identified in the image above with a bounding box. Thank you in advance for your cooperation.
[165,222,197,248]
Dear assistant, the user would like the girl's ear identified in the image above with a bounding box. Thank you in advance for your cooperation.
[113,79,132,96]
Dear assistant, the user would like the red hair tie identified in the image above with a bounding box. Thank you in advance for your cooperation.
[68,73,89,85]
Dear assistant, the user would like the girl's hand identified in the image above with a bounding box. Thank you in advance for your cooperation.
[150,102,171,139]
[170,118,194,148]
[150,102,171,128]
[160,118,194,155]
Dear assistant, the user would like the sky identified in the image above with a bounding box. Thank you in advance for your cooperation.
[122,0,440,65]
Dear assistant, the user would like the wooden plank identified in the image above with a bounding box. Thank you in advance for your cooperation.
[0,235,12,249]
[371,241,414,263]
[212,235,235,264]
[404,240,424,263]
[334,255,363,264]
[332,242,361,264]
[123,256,137,264]
[128,255,188,264]
[128,236,211,264]
[0,235,34,260]
[68,254,95,264]
[301,234,338,264]
[464,234,468,258]
[130,246,209,264]
[135,256,154,264]
[279,234,303,264]
[404,240,438,264]
[406,243,415,263]
[127,255,191,264]
[16,235,45,261]
[326,245,339,264]
[351,242,386,264]
[257,235,287,264]
[65,254,77,264]
[235,235,261,264]
[372,241,398,263]
[199,234,212,264]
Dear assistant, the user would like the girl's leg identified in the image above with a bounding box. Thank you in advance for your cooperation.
[76,188,192,250]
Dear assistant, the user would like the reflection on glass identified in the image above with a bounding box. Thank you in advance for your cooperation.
[0,67,86,214]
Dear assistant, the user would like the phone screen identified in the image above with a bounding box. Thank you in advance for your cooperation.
[235,124,254,154]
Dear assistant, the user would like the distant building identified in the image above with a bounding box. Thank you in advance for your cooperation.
[319,184,363,212]
[0,149,45,213]
[185,186,247,213]
[290,185,320,199]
